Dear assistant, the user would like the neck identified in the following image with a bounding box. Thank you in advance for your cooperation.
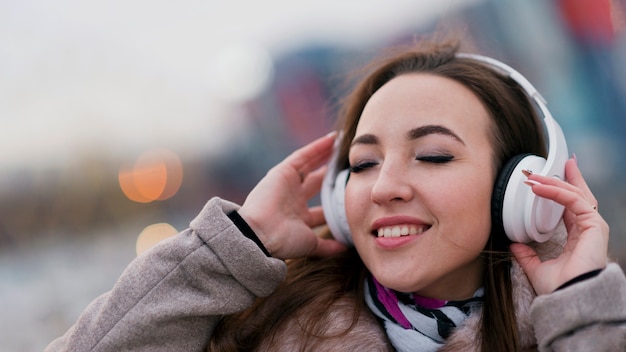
[414,256,484,301]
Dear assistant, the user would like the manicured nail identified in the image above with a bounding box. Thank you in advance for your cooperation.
[524,179,542,186]
[522,169,533,177]
[326,130,338,138]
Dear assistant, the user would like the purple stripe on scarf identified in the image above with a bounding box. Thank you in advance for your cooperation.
[413,295,447,309]
[372,277,412,329]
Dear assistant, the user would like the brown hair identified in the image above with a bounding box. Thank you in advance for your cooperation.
[210,39,546,351]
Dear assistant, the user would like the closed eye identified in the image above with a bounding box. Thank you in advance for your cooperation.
[416,155,454,163]
[349,161,378,173]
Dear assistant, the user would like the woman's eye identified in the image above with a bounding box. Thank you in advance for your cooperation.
[416,155,454,163]
[349,161,378,173]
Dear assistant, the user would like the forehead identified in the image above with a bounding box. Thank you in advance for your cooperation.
[356,73,492,138]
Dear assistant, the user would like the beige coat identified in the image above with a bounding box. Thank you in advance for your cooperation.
[46,198,626,352]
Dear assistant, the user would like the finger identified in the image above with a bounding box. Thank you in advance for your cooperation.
[525,159,597,208]
[301,165,327,199]
[561,206,578,234]
[309,238,348,257]
[510,243,542,280]
[306,205,326,228]
[564,158,592,193]
[526,181,597,216]
[525,170,579,193]
[564,158,597,206]
[284,132,336,176]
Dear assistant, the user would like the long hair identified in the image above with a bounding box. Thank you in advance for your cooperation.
[210,39,546,351]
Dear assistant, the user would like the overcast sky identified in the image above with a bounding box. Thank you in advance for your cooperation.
[0,0,480,170]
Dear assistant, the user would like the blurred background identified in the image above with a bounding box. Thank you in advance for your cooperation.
[1,0,624,350]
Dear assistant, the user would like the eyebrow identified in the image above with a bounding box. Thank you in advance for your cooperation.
[351,124,465,146]
[407,125,465,145]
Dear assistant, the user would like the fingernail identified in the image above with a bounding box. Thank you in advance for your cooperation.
[572,153,578,164]
[524,179,542,186]
[325,131,338,138]
[522,169,533,177]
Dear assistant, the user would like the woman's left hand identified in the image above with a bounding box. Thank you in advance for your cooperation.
[510,158,609,295]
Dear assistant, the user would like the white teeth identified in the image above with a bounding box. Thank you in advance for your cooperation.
[376,224,427,238]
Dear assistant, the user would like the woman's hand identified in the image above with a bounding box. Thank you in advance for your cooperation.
[511,158,609,295]
[238,132,348,260]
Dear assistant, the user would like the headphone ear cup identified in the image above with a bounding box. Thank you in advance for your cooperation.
[495,153,559,243]
[321,168,353,246]
[492,154,531,241]
[320,131,354,246]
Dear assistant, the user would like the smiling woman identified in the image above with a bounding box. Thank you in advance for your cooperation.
[45,39,626,352]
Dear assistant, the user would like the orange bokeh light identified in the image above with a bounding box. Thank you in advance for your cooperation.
[136,222,179,256]
[118,148,183,203]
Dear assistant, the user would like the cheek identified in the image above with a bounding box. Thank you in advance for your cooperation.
[436,174,493,246]
[344,182,363,227]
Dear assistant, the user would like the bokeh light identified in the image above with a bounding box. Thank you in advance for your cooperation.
[118,148,183,203]
[136,222,179,256]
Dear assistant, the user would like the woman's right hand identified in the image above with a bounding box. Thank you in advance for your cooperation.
[238,132,348,260]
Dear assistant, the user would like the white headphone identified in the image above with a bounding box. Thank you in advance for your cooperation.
[320,53,569,245]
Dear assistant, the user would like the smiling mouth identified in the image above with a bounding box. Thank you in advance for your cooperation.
[375,224,430,238]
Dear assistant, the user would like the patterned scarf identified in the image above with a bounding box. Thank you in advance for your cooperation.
[364,275,483,352]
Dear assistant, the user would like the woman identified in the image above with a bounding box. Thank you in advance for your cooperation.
[46,40,626,351]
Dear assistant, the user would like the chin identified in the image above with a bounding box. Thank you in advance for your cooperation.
[371,269,427,293]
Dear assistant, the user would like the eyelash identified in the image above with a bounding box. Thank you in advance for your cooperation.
[416,155,454,163]
[349,154,454,173]
[349,161,378,174]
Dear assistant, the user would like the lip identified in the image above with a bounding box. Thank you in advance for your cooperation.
[371,215,430,231]
[370,215,431,250]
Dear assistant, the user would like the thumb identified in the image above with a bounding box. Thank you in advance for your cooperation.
[309,238,349,258]
[510,243,542,280]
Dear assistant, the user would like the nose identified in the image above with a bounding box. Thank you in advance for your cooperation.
[370,162,414,205]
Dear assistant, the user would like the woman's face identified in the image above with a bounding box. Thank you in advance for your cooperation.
[345,73,496,300]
